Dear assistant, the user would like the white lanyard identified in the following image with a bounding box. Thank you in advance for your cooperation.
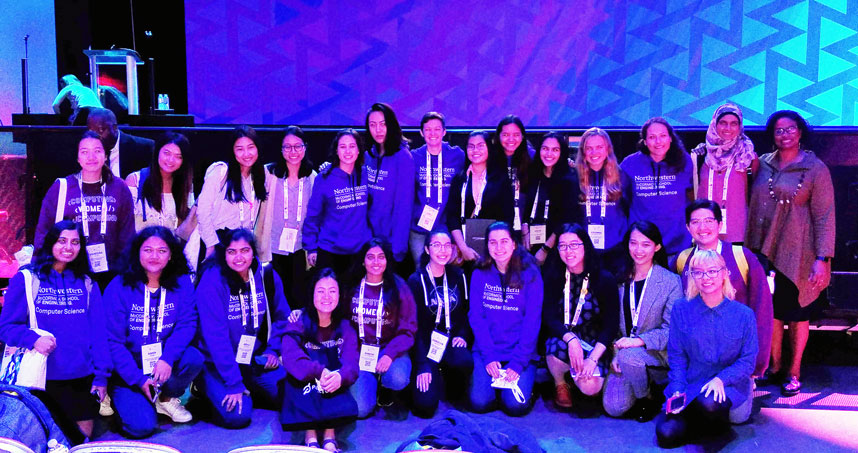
[421,266,451,333]
[78,175,107,238]
[629,265,653,333]
[426,150,443,205]
[585,184,607,222]
[529,182,550,223]
[462,167,487,219]
[563,270,589,329]
[283,177,304,222]
[707,166,731,206]
[239,274,260,330]
[238,182,256,228]
[357,279,384,343]
[142,286,167,340]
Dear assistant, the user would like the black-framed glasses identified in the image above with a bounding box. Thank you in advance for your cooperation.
[429,242,453,252]
[557,242,584,251]
[690,268,724,279]
[282,144,306,152]
[774,126,798,136]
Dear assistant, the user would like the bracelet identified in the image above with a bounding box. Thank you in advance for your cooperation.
[816,256,831,262]
[541,244,552,252]
[565,334,578,344]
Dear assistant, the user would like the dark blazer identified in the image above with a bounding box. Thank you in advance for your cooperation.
[118,132,155,179]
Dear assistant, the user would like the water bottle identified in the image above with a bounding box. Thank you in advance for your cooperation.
[157,94,165,110]
[164,94,170,110]
[47,439,70,453]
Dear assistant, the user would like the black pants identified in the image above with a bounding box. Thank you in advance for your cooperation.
[655,393,732,448]
[316,249,357,280]
[271,251,308,310]
[411,346,474,418]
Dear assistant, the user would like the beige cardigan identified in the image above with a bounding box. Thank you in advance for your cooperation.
[746,151,835,306]
[255,165,316,263]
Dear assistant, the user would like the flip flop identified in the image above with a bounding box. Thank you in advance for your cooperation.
[322,438,342,453]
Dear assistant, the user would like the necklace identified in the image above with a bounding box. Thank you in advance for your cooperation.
[768,170,806,204]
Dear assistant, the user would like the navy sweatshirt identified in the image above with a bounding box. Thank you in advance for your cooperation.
[302,167,371,255]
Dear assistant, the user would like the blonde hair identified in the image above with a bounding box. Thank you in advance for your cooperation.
[684,249,736,300]
[575,127,623,202]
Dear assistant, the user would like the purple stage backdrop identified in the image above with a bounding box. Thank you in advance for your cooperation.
[186,0,858,127]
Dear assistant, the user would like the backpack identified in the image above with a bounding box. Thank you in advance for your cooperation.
[0,384,69,453]
[676,244,749,285]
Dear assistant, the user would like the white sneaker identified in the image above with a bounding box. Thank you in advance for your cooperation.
[99,394,114,416]
[155,397,193,423]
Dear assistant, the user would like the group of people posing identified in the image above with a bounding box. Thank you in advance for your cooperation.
[0,102,834,450]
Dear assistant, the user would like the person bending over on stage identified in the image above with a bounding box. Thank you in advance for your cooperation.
[543,223,618,409]
[104,226,202,438]
[469,221,543,416]
[303,129,371,277]
[603,221,682,421]
[194,228,289,428]
[346,238,417,418]
[0,220,108,444]
[197,126,269,259]
[408,228,472,418]
[52,74,103,125]
[672,200,772,378]
[656,249,757,448]
[278,268,358,453]
[34,130,135,292]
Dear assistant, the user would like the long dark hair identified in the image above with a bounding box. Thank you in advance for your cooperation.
[300,267,349,338]
[201,228,259,295]
[477,221,534,289]
[365,103,408,156]
[620,221,668,282]
[419,227,453,268]
[141,132,193,221]
[269,126,314,179]
[225,125,268,203]
[530,131,571,182]
[637,117,687,172]
[349,237,400,309]
[491,115,531,188]
[119,226,190,290]
[28,220,89,279]
[78,130,114,183]
[322,128,365,180]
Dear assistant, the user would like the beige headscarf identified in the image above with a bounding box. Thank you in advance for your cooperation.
[698,103,756,171]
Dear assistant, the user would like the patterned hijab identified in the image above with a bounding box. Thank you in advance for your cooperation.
[700,103,756,171]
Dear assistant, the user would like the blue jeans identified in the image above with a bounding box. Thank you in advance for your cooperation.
[110,346,204,438]
[411,346,473,417]
[349,355,411,418]
[195,360,285,429]
[469,355,536,417]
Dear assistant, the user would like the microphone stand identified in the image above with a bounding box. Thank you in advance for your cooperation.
[21,35,29,114]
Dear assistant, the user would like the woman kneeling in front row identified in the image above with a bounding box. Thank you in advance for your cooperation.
[656,249,757,448]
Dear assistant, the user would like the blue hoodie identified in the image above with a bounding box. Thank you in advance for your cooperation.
[411,143,465,234]
[195,265,290,394]
[468,259,543,374]
[104,275,198,388]
[365,144,415,261]
[302,167,371,255]
[577,167,633,251]
[0,269,110,386]
[619,151,694,255]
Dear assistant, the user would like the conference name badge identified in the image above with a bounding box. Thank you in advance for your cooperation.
[588,224,606,250]
[359,344,380,373]
[235,334,256,365]
[427,331,449,363]
[279,228,298,253]
[141,342,162,375]
[530,225,546,245]
[86,243,109,273]
[417,205,439,231]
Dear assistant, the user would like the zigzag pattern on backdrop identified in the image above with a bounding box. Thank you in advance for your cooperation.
[185,0,858,126]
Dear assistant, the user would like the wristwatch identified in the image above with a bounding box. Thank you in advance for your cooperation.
[816,256,831,263]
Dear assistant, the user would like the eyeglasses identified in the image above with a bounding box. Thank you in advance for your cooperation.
[429,242,453,252]
[557,242,584,251]
[689,217,718,227]
[467,143,487,151]
[282,144,306,152]
[774,126,798,136]
[690,268,724,279]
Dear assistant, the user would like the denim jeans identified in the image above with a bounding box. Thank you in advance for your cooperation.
[349,355,411,418]
[195,359,285,429]
[411,346,473,418]
[110,346,204,438]
[469,354,536,417]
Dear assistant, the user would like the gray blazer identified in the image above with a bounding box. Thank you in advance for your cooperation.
[618,264,683,363]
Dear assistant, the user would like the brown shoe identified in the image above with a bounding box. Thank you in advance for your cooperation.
[554,383,573,408]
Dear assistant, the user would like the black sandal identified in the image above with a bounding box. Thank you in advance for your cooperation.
[322,438,341,453]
